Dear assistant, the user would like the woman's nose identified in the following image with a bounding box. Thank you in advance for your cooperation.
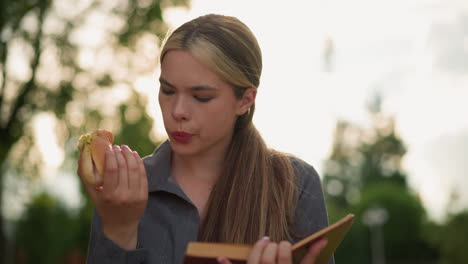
[172,96,190,121]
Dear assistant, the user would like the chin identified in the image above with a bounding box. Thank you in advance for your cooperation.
[169,139,199,156]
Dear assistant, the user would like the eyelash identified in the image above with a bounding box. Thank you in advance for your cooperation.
[160,88,213,103]
[161,88,174,95]
[194,96,212,103]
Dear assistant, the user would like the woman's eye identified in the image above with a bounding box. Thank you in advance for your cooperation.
[194,96,212,103]
[161,88,174,95]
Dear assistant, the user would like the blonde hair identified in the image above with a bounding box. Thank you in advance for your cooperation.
[160,14,298,243]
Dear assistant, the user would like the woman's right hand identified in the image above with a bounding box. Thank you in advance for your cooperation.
[78,144,148,250]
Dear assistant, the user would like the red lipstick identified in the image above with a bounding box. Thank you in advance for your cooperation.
[172,131,192,143]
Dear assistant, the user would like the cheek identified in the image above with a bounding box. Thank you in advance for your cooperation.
[202,103,238,131]
[158,95,169,116]
[158,98,173,129]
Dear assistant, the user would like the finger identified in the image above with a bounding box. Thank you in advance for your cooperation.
[121,145,139,191]
[217,257,232,264]
[103,146,119,197]
[277,241,292,264]
[133,150,148,198]
[261,242,278,264]
[113,145,129,191]
[300,239,328,264]
[247,237,270,264]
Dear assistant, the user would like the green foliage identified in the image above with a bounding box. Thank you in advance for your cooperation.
[75,182,95,254]
[322,105,439,263]
[359,128,407,188]
[356,184,436,263]
[323,115,408,210]
[50,81,76,119]
[118,0,164,46]
[333,183,434,264]
[114,91,160,157]
[428,211,468,264]
[14,193,81,264]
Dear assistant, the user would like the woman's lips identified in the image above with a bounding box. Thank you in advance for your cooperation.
[171,131,192,143]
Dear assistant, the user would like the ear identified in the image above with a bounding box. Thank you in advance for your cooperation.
[236,87,257,115]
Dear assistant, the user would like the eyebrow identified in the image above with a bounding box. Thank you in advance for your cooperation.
[159,77,218,91]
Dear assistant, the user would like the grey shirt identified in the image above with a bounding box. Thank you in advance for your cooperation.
[86,141,331,264]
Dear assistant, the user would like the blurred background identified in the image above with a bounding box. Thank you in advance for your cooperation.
[1,0,467,263]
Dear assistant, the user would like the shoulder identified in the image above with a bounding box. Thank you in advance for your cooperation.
[288,156,323,200]
[288,156,329,241]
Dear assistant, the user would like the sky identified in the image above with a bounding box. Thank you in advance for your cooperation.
[13,0,467,223]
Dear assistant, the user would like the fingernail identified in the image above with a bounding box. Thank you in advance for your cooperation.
[122,145,130,151]
[261,236,270,242]
[113,145,120,151]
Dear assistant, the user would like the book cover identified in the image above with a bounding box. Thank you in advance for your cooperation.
[184,214,355,264]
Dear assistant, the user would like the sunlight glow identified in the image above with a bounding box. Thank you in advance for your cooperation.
[33,113,64,170]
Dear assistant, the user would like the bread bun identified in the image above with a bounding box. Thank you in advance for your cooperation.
[78,129,114,186]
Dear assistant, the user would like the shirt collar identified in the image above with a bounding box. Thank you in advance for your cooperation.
[143,140,191,202]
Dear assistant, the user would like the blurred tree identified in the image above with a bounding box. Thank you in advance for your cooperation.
[323,113,407,209]
[322,120,362,209]
[322,95,438,263]
[427,211,468,264]
[14,192,78,264]
[0,0,188,260]
[356,184,437,263]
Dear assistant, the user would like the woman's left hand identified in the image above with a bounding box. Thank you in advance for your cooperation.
[217,237,328,264]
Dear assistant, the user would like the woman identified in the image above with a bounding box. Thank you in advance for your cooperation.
[79,14,331,264]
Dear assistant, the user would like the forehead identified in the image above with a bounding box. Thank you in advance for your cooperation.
[160,50,227,89]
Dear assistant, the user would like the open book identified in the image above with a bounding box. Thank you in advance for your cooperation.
[184,214,355,264]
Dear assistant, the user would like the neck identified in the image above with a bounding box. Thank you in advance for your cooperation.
[171,142,229,185]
